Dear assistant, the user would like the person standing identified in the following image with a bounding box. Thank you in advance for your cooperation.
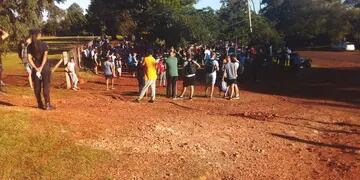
[165,51,179,99]
[103,56,115,91]
[27,29,55,110]
[224,55,240,100]
[157,58,166,87]
[0,28,9,92]
[65,57,80,91]
[114,53,122,77]
[136,49,158,103]
[179,54,200,100]
[136,58,145,94]
[18,37,33,89]
[204,52,219,99]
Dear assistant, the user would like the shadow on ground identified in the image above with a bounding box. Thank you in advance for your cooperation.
[240,66,360,107]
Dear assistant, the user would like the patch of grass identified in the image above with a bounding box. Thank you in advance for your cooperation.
[3,53,23,73]
[0,109,112,179]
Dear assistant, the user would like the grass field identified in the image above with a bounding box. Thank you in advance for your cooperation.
[0,108,112,179]
[0,37,113,179]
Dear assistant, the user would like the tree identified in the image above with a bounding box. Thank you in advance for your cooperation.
[260,0,352,47]
[0,0,65,61]
[43,6,66,35]
[61,3,87,35]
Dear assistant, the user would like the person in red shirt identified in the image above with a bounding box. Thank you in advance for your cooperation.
[157,58,166,87]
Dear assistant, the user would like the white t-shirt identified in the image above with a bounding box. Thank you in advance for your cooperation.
[67,62,76,73]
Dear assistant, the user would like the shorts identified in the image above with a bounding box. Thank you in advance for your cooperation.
[206,73,216,85]
[227,79,237,85]
[24,63,32,74]
[105,75,113,79]
[184,76,195,87]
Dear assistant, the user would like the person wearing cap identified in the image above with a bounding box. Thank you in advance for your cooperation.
[27,29,55,110]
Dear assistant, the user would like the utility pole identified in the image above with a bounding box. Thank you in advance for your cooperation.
[248,0,253,33]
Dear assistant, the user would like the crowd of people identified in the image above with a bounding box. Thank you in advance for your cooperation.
[79,37,293,103]
[0,28,308,110]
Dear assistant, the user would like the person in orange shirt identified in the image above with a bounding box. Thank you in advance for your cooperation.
[136,49,158,103]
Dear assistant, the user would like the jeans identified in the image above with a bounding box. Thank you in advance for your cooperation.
[159,72,166,86]
[32,69,51,106]
[138,79,156,100]
[166,76,178,98]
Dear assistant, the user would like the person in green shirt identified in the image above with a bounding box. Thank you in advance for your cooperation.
[165,51,179,99]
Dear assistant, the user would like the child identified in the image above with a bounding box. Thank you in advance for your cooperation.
[157,58,166,87]
[115,53,122,77]
[65,57,80,91]
[103,56,115,91]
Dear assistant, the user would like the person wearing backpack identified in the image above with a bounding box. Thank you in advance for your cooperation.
[179,54,200,100]
[204,52,219,99]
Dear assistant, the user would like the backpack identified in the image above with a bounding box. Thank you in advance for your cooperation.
[185,61,197,76]
[205,60,216,74]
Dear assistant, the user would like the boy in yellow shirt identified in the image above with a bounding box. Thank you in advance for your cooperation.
[136,49,158,103]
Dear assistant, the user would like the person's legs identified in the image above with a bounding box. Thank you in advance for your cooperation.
[138,80,152,100]
[234,84,240,98]
[230,84,235,99]
[138,78,145,94]
[150,80,156,101]
[180,87,187,98]
[118,68,122,77]
[163,72,167,86]
[73,73,79,88]
[190,85,194,99]
[32,71,43,108]
[28,72,33,89]
[106,78,109,90]
[42,70,51,106]
[111,78,115,89]
[210,84,215,98]
[171,76,177,98]
[166,75,172,98]
[25,65,33,89]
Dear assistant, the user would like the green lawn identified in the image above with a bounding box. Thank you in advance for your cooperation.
[1,36,111,179]
[0,109,112,179]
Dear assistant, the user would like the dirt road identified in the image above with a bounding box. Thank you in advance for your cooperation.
[1,51,360,179]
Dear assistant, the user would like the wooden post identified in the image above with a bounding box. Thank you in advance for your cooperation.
[63,51,72,89]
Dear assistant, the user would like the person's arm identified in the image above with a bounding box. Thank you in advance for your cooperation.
[0,29,9,40]
[194,61,201,68]
[183,61,188,67]
[112,64,116,77]
[28,54,39,72]
[39,51,48,73]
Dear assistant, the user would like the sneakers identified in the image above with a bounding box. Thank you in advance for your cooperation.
[148,99,155,103]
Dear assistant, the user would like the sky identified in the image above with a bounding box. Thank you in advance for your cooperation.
[55,0,261,12]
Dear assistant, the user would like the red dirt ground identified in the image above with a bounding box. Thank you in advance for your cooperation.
[1,50,360,179]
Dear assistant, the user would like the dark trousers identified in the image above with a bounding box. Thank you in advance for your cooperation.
[166,76,178,98]
[32,70,51,107]
[137,77,145,94]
